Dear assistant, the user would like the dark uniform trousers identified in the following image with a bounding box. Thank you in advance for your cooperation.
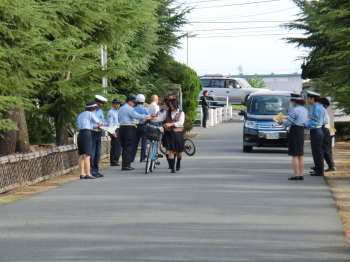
[322,126,335,168]
[132,123,147,162]
[310,128,324,174]
[90,131,102,174]
[110,128,121,165]
[202,107,209,127]
[120,125,136,168]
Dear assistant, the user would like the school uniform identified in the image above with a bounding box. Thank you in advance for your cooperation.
[156,109,185,152]
[282,104,308,156]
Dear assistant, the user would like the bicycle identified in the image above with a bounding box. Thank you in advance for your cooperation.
[160,137,196,156]
[145,125,163,174]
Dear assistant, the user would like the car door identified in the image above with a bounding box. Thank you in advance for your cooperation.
[206,79,226,103]
[224,79,242,103]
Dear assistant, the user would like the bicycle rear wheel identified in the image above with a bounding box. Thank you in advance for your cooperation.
[184,138,196,156]
[145,143,152,174]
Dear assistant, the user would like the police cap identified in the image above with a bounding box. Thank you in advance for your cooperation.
[86,100,97,108]
[290,93,303,100]
[307,91,320,98]
[126,96,138,103]
[95,95,108,105]
[112,98,121,104]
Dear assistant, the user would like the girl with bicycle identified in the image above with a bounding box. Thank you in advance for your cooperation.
[156,99,184,173]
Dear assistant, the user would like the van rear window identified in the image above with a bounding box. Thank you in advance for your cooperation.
[201,79,211,87]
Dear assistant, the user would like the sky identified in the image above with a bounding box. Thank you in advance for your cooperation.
[172,0,306,76]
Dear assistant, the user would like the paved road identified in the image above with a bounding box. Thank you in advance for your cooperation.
[1,121,349,261]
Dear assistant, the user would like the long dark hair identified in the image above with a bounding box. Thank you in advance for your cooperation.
[167,99,178,119]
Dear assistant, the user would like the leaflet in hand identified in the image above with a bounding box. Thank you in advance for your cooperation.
[273,112,287,122]
[99,125,119,134]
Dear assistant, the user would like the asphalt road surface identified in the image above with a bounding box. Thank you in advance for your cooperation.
[0,120,349,261]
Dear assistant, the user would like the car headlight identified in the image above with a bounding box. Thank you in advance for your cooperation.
[245,120,258,129]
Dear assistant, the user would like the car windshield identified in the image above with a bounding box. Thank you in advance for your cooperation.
[248,96,293,115]
[236,78,251,88]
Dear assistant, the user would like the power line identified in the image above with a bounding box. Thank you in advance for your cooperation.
[190,20,293,23]
[191,0,282,9]
[195,33,301,38]
[191,7,296,22]
[178,26,280,32]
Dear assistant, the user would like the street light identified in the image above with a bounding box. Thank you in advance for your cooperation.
[186,31,197,66]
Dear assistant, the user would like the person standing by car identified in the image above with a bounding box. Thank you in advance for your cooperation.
[319,97,336,172]
[201,90,210,128]
[278,94,308,180]
[305,91,325,176]
[107,98,122,167]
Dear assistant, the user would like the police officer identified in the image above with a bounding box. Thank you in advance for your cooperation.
[107,98,122,166]
[77,101,104,179]
[131,94,150,162]
[319,97,336,172]
[118,96,155,170]
[90,95,108,178]
[278,94,308,180]
[305,91,325,176]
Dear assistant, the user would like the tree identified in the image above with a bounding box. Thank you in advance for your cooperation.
[284,0,350,115]
[246,75,266,88]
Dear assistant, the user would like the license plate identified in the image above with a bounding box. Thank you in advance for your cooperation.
[266,132,279,139]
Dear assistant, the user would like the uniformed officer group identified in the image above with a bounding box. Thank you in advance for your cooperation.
[76,94,185,179]
[278,91,336,180]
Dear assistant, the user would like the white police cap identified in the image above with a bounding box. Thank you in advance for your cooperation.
[95,95,108,103]
[307,91,320,97]
[86,100,97,108]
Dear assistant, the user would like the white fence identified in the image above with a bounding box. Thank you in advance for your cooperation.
[197,106,233,127]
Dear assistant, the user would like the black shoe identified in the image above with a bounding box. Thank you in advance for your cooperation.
[299,176,304,180]
[310,171,324,176]
[111,163,120,166]
[92,174,100,178]
[85,175,96,179]
[176,167,180,171]
[171,169,176,173]
[310,166,315,170]
[80,175,86,179]
[325,167,336,172]
[122,167,134,171]
[288,176,300,180]
[96,172,104,177]
[157,154,163,158]
[140,160,147,162]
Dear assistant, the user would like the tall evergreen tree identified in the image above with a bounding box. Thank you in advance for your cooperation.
[284,0,350,114]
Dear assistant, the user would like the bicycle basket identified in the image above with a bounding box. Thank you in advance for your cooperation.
[146,125,163,141]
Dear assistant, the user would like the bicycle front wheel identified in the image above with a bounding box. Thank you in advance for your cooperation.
[184,138,196,156]
[145,143,152,174]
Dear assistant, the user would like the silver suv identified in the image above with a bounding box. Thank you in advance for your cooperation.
[199,74,270,105]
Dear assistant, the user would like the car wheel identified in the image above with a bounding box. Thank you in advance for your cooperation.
[243,146,252,152]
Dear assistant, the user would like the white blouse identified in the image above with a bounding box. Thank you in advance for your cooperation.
[155,109,185,128]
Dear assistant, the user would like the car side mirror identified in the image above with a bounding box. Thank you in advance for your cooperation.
[235,84,240,88]
[238,110,246,116]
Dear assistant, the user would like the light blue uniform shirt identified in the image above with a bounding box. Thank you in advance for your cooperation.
[92,108,108,129]
[118,103,150,125]
[305,103,325,128]
[77,111,100,130]
[107,107,120,126]
[133,104,150,124]
[283,104,308,127]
